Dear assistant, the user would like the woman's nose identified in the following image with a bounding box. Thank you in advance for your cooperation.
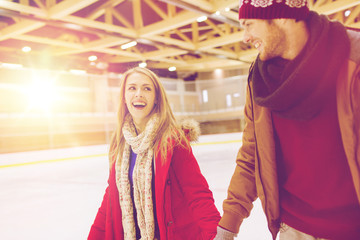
[135,88,142,97]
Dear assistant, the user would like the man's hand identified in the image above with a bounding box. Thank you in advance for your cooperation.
[213,226,237,240]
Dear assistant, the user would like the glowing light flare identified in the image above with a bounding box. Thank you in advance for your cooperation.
[26,72,59,112]
[214,68,223,78]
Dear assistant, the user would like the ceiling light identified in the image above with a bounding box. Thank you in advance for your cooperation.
[22,46,31,53]
[197,16,207,22]
[225,7,230,12]
[88,55,97,61]
[63,23,83,30]
[139,62,147,68]
[136,38,154,45]
[168,66,176,72]
[121,41,137,50]
[344,10,351,17]
[215,11,220,15]
[96,62,108,70]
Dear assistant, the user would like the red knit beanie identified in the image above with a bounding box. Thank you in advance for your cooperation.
[239,0,309,20]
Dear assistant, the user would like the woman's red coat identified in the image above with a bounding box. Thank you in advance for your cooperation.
[88,142,220,240]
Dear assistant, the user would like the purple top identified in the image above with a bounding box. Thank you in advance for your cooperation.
[128,148,159,239]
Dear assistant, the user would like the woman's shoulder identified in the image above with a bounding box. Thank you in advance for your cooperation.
[178,118,200,143]
[165,118,200,155]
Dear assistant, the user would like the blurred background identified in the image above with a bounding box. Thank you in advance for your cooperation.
[0,0,359,153]
[0,1,359,239]
[0,66,247,153]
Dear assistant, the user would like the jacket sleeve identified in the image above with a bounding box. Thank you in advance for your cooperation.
[218,82,258,234]
[351,62,360,201]
[88,175,111,239]
[171,144,221,240]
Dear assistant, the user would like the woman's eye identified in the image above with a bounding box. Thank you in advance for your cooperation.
[144,87,152,91]
[128,86,136,90]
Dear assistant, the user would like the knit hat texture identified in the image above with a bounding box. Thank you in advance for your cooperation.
[239,0,309,20]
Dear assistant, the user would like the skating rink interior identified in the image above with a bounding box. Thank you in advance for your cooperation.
[0,132,275,240]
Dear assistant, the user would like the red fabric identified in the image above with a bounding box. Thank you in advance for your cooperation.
[272,92,360,239]
[88,142,220,240]
[239,0,309,20]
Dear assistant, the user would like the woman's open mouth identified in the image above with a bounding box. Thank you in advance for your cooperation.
[132,102,146,109]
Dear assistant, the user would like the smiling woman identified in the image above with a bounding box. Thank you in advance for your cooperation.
[124,72,157,132]
[88,67,220,240]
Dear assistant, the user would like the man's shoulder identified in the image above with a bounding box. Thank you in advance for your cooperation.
[347,29,360,64]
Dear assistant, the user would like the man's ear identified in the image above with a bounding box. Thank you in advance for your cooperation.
[275,18,297,30]
[275,18,290,25]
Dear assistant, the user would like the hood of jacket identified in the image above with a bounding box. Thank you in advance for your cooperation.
[179,118,200,142]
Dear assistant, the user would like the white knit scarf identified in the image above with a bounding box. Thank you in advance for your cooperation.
[115,114,159,240]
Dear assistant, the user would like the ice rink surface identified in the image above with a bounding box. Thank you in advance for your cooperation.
[0,132,274,240]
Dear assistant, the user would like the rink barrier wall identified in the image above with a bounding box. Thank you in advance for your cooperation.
[0,111,245,154]
[0,139,242,168]
[0,153,107,169]
[0,67,247,153]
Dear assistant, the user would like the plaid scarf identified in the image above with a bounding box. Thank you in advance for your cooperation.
[115,114,159,240]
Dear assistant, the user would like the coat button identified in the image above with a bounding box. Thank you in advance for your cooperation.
[166,179,171,185]
[167,221,173,226]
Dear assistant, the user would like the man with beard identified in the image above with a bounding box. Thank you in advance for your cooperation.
[214,1,360,239]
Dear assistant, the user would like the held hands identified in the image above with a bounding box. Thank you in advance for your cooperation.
[213,226,237,240]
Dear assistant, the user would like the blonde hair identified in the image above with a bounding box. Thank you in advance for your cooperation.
[109,67,188,166]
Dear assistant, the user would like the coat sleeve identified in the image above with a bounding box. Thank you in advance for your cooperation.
[218,82,258,234]
[171,144,221,240]
[88,174,111,240]
[350,62,360,201]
